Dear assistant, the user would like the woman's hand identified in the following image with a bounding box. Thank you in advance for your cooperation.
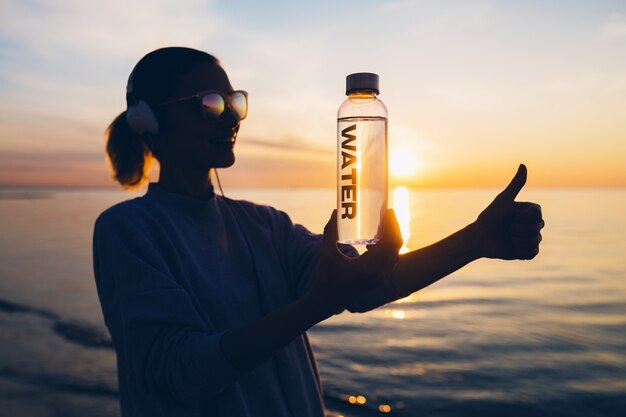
[220,210,403,371]
[309,209,403,315]
[473,164,545,260]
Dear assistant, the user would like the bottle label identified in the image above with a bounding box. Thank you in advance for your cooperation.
[337,117,387,244]
[340,123,358,219]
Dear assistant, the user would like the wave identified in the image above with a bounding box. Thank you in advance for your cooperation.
[0,367,118,398]
[0,191,53,200]
[408,297,512,308]
[550,301,626,314]
[1,297,625,416]
[0,297,58,319]
[0,297,416,415]
[0,296,394,416]
[0,297,113,349]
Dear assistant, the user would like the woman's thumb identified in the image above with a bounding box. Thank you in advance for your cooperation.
[383,209,403,250]
[322,209,338,248]
[498,164,527,202]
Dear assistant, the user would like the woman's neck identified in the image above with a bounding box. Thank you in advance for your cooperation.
[157,165,213,198]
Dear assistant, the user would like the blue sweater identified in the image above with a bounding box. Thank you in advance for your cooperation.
[92,183,398,416]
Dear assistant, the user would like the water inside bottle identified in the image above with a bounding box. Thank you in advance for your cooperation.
[337,116,388,245]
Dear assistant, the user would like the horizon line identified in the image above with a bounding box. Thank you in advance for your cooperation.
[1,184,625,191]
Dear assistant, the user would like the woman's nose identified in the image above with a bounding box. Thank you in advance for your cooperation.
[218,106,241,128]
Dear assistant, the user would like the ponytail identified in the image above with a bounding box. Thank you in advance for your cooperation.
[105,111,155,190]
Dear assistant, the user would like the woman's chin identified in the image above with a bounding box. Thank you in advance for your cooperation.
[211,154,235,169]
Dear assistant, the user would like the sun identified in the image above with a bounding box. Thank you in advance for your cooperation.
[388,147,420,178]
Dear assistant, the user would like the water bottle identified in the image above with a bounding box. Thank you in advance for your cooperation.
[337,72,388,245]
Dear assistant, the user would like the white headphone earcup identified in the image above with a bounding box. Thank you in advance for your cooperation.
[127,99,159,135]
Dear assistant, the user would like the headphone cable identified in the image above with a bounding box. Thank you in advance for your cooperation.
[213,168,225,197]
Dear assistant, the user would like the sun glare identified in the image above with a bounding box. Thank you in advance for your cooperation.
[389,147,419,178]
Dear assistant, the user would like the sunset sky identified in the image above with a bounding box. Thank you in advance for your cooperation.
[1,0,625,188]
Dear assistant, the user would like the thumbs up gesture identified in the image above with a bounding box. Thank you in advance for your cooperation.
[474,164,544,260]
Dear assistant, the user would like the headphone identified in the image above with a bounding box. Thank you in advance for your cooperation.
[126,69,159,136]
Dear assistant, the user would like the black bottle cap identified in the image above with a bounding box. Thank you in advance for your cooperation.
[346,72,379,95]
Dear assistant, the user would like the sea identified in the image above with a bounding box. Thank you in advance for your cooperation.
[0,187,624,417]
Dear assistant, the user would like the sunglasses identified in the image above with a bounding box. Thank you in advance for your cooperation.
[159,90,248,122]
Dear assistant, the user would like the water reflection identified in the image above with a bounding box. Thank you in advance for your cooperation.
[392,186,411,254]
[346,394,366,404]
[387,309,406,319]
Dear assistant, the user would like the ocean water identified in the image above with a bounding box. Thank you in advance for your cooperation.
[0,187,625,417]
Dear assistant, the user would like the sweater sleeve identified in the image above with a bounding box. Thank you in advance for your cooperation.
[273,209,399,313]
[92,208,246,404]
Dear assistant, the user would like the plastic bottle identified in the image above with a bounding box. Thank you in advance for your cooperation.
[337,72,388,245]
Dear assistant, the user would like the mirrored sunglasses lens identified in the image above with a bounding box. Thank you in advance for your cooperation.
[231,92,248,120]
[201,93,225,119]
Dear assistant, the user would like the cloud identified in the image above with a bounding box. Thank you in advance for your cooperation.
[0,0,222,63]
[0,0,224,111]
[547,72,626,95]
[601,14,626,38]
[0,149,108,187]
[243,137,332,155]
[380,0,494,33]
[0,0,228,143]
[0,104,105,153]
[425,82,505,110]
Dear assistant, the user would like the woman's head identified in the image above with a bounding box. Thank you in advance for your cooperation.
[105,47,243,189]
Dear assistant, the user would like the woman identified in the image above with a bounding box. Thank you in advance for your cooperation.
[93,47,544,417]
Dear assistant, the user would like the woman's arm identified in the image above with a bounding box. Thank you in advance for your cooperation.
[219,287,330,371]
[391,223,480,299]
[390,164,544,299]
[220,209,402,371]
